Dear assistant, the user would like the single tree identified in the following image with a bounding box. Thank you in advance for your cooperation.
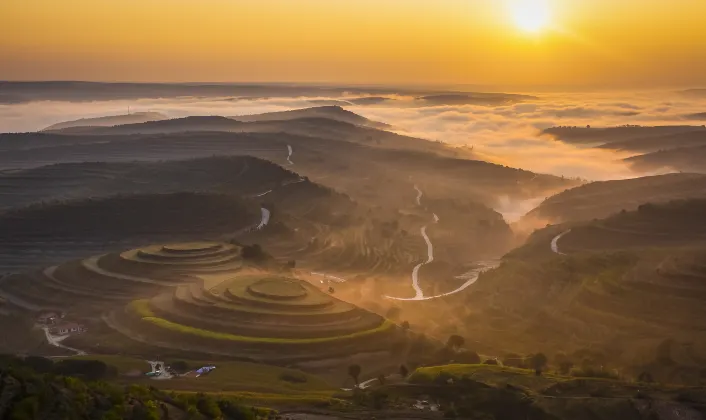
[455,350,481,365]
[400,321,410,331]
[638,371,655,383]
[399,364,409,377]
[377,374,386,386]
[558,360,574,375]
[348,364,362,387]
[169,361,190,375]
[531,353,548,376]
[446,335,465,350]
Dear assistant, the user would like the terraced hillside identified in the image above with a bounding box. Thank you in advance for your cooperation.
[1,241,402,363]
[0,155,301,210]
[521,173,706,226]
[397,199,706,385]
[0,241,248,313]
[109,272,397,362]
[556,198,706,253]
[0,192,260,272]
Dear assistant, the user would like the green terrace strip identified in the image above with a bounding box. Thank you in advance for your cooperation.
[128,299,395,344]
[139,315,395,344]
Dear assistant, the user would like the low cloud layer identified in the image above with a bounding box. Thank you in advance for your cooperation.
[2,90,705,182]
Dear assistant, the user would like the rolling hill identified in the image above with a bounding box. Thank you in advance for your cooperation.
[0,155,300,210]
[521,173,706,225]
[541,125,704,146]
[406,199,706,385]
[543,125,706,173]
[625,144,706,173]
[597,129,706,153]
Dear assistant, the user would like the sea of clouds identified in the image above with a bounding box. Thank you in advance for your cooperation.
[2,90,705,183]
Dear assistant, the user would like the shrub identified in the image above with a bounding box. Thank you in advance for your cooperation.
[279,372,308,384]
[22,356,53,373]
[454,350,481,364]
[169,361,190,374]
[446,335,465,350]
[241,244,266,261]
[558,361,574,375]
[530,353,548,376]
[570,367,619,380]
[399,365,409,377]
[54,359,110,381]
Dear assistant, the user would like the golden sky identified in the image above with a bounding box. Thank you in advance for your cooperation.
[2,0,706,88]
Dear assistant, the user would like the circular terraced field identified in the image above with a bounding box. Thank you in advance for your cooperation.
[0,242,243,312]
[0,241,400,361]
[110,270,397,361]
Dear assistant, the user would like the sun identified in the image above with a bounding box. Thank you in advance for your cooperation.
[509,0,552,33]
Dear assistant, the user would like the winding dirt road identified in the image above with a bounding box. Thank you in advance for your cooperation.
[286,144,294,165]
[43,327,86,356]
[256,207,271,230]
[551,229,571,255]
[385,185,498,301]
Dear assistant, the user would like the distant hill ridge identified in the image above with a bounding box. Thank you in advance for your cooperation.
[48,106,388,135]
[43,111,167,131]
[233,105,389,129]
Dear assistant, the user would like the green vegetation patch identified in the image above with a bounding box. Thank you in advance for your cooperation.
[128,299,393,343]
[140,316,394,344]
[410,364,565,391]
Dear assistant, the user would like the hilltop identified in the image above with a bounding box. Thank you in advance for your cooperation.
[541,125,704,146]
[418,92,537,106]
[233,105,389,129]
[42,111,167,131]
[625,144,706,173]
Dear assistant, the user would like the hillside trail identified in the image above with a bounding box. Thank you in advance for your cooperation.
[43,327,86,356]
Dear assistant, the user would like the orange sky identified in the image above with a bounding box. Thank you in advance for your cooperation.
[2,0,706,88]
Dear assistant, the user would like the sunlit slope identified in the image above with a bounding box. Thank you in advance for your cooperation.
[441,199,706,384]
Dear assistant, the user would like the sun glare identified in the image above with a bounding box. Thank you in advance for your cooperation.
[509,0,552,33]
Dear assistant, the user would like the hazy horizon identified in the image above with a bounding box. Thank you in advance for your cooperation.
[3,0,706,87]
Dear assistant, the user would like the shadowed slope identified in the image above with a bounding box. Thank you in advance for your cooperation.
[521,173,706,225]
